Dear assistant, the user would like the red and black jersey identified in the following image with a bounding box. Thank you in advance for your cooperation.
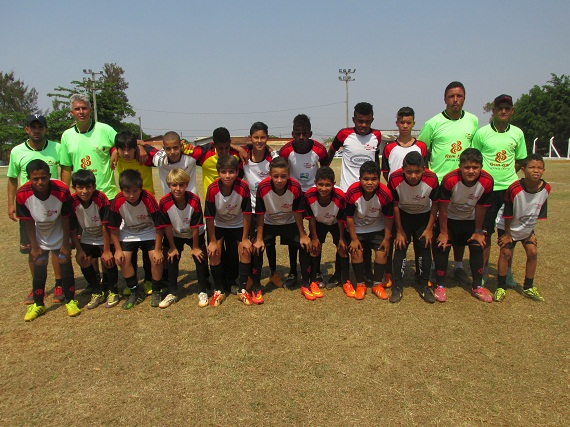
[345,181,393,233]
[438,169,494,220]
[304,186,346,226]
[160,191,204,239]
[255,177,304,225]
[204,178,251,229]
[381,139,428,179]
[388,168,438,215]
[279,140,329,192]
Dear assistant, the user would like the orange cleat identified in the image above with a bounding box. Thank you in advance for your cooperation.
[355,283,367,300]
[300,285,317,301]
[372,284,389,300]
[342,281,356,298]
[309,282,324,298]
[383,273,392,288]
[251,289,265,304]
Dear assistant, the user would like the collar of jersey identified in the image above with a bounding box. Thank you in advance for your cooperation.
[74,121,95,134]
[491,121,511,133]
[442,110,465,121]
[25,140,48,151]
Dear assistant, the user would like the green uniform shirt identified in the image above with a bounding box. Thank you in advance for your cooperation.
[419,110,479,181]
[7,140,60,183]
[471,122,527,191]
[60,121,117,199]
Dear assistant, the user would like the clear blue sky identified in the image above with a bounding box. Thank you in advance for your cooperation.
[2,0,569,142]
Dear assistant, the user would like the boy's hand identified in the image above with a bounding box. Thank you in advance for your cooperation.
[235,145,248,165]
[114,249,125,266]
[241,239,252,255]
[7,204,16,222]
[380,237,391,253]
[467,233,486,248]
[60,243,72,259]
[207,242,219,258]
[310,238,321,256]
[436,233,449,249]
[253,239,265,255]
[151,249,163,265]
[101,250,114,268]
[498,233,514,248]
[135,144,148,165]
[191,247,205,262]
[349,239,363,255]
[30,245,42,262]
[110,149,118,170]
[75,249,90,268]
[168,247,180,263]
[395,231,408,250]
[337,239,347,256]
[300,234,311,252]
[419,228,433,248]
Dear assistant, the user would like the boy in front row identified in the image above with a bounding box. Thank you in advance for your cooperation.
[17,159,80,321]
[344,161,394,300]
[433,148,494,303]
[495,154,550,302]
[108,169,166,309]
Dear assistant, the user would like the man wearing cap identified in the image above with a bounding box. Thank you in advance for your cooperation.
[472,94,527,286]
[7,114,63,303]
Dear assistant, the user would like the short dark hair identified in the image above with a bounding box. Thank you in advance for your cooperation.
[163,131,181,143]
[459,148,482,165]
[403,151,424,168]
[315,166,335,183]
[119,169,143,190]
[444,81,465,97]
[250,122,268,136]
[216,154,239,171]
[269,156,289,172]
[71,169,96,187]
[359,160,380,178]
[293,114,311,131]
[213,127,231,144]
[354,102,373,116]
[26,159,50,177]
[115,131,137,150]
[397,106,415,119]
[522,153,545,168]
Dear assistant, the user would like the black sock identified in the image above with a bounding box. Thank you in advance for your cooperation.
[61,262,75,302]
[32,263,48,306]
[352,262,365,284]
[373,262,385,284]
[524,277,534,290]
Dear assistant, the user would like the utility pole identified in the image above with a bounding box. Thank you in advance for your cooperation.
[338,69,356,128]
[138,116,143,140]
[83,68,103,122]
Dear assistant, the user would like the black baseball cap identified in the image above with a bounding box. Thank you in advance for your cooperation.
[26,114,47,127]
[493,94,513,107]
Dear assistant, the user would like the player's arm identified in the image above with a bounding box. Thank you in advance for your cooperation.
[163,225,179,262]
[60,216,72,258]
[308,217,321,256]
[61,166,72,187]
[253,213,265,255]
[345,216,362,254]
[393,203,407,250]
[101,224,115,267]
[293,211,310,251]
[381,215,393,253]
[419,202,438,248]
[24,220,42,261]
[326,136,342,164]
[231,143,248,165]
[190,227,205,262]
[206,217,219,258]
[110,228,124,266]
[337,220,347,254]
[437,202,449,248]
[468,204,488,248]
[241,214,252,255]
[7,177,18,221]
[152,227,164,265]
[498,217,514,248]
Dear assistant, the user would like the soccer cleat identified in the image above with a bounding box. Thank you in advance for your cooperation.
[159,293,178,308]
[453,268,471,285]
[283,274,297,289]
[143,281,153,295]
[505,273,518,289]
[315,273,325,289]
[434,286,447,302]
[309,282,324,298]
[494,287,507,302]
[268,271,283,288]
[355,283,367,300]
[237,289,253,305]
[122,289,143,310]
[383,273,392,288]
[210,290,226,307]
[471,286,493,303]
[419,285,436,304]
[251,289,265,304]
[300,285,317,301]
[122,287,131,296]
[150,291,162,308]
[87,293,104,310]
[52,285,64,303]
[372,284,388,300]
[24,291,34,305]
[24,303,46,321]
[342,281,356,298]
[65,300,81,317]
[198,292,209,307]
[522,287,544,302]
[389,286,403,303]
[326,273,340,289]
[105,292,120,308]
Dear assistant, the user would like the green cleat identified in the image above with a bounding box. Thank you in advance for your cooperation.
[522,287,544,302]
[122,288,144,309]
[24,303,46,321]
[87,293,104,310]
[65,300,81,317]
[143,280,153,295]
[105,292,120,308]
[494,287,506,302]
[150,292,161,308]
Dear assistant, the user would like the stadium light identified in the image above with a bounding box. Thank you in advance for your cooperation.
[338,69,356,128]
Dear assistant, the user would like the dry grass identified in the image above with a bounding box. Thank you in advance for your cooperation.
[0,160,569,426]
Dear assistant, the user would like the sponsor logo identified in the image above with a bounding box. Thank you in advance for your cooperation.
[45,209,58,217]
[450,141,462,154]
[80,156,92,168]
[304,162,315,169]
[300,173,310,182]
[226,203,237,212]
[466,133,473,141]
[495,150,507,162]
[137,214,149,221]
[351,155,372,164]
[281,203,292,209]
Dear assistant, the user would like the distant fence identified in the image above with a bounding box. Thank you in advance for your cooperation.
[532,137,570,159]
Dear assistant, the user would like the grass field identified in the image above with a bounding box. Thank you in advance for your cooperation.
[1,159,569,426]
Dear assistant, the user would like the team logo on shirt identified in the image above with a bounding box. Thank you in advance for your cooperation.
[45,209,58,217]
[351,155,371,164]
[137,214,149,221]
[300,173,310,182]
[304,162,315,169]
[413,195,426,201]
[450,141,463,154]
[81,156,92,168]
[91,215,100,222]
[281,203,292,209]
[495,150,507,162]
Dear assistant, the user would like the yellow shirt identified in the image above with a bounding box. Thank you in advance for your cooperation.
[116,158,155,195]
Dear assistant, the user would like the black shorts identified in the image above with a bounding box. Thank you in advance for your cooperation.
[315,222,340,246]
[263,223,303,247]
[497,228,536,249]
[483,190,507,235]
[212,226,244,244]
[169,233,206,252]
[121,240,156,252]
[351,229,386,250]
[437,219,477,247]
[80,243,108,258]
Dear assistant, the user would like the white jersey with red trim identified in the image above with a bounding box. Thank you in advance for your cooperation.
[16,180,73,250]
[331,128,382,191]
[304,186,345,226]
[72,190,110,245]
[438,169,494,220]
[279,140,329,192]
[388,168,438,214]
[153,151,199,196]
[204,178,251,228]
[255,177,304,226]
[381,139,428,179]
[344,182,394,233]
[496,179,550,240]
[160,191,205,238]
[242,144,277,210]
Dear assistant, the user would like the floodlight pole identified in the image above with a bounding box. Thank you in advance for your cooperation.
[338,69,356,128]
[83,68,103,122]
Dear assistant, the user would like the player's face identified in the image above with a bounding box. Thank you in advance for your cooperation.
[123,186,142,205]
[522,160,545,182]
[359,172,379,194]
[218,167,238,187]
[493,103,514,124]
[249,130,269,152]
[163,139,182,163]
[396,116,415,137]
[214,141,231,156]
[352,113,374,135]
[316,179,334,198]
[292,126,312,151]
[168,181,188,200]
[270,167,289,191]
[444,87,465,115]
[74,184,95,203]
[29,170,51,193]
[118,147,136,161]
[25,122,47,145]
[403,165,423,186]
[459,161,481,185]
[70,101,92,124]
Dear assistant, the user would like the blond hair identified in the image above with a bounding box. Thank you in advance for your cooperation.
[166,168,190,185]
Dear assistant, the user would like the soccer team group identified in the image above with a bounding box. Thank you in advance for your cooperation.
[8,81,551,322]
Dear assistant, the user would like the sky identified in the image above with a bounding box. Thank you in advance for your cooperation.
[2,0,569,142]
